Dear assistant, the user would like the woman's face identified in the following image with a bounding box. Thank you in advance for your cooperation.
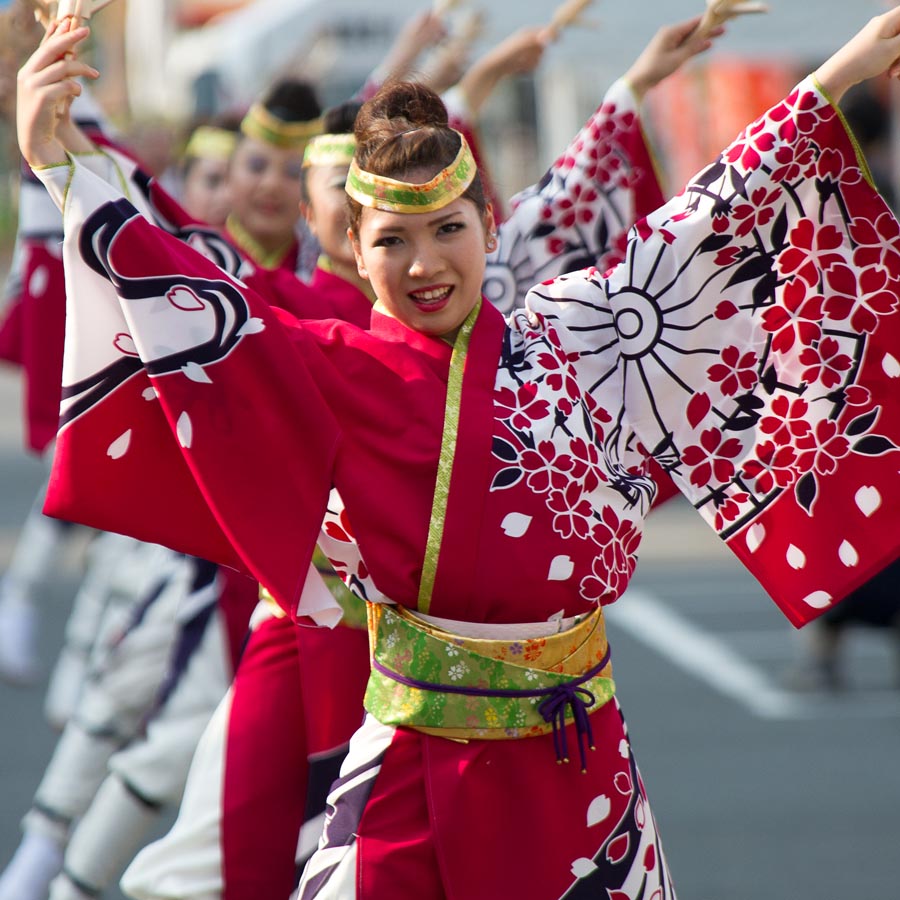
[302,163,354,268]
[352,188,492,340]
[182,156,232,228]
[227,136,304,246]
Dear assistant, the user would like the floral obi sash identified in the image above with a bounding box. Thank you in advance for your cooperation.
[364,602,616,770]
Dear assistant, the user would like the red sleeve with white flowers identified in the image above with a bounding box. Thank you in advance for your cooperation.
[520,76,900,626]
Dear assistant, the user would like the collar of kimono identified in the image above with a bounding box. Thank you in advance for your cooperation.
[416,298,481,613]
[365,300,505,617]
[368,307,455,367]
[303,134,356,168]
[184,126,237,162]
[420,298,506,619]
[240,103,324,150]
[225,214,295,270]
[345,131,477,214]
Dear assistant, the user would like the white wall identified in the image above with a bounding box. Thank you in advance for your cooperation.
[144,0,893,118]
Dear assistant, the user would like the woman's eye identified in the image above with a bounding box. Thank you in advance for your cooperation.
[439,221,464,235]
[373,235,400,248]
[245,157,267,175]
[285,162,304,181]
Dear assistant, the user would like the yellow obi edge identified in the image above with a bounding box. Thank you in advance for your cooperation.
[364,602,615,745]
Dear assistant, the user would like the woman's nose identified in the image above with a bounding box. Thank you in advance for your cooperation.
[408,242,443,278]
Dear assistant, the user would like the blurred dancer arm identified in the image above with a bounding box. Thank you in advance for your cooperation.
[814,7,900,101]
[484,15,726,314]
[621,14,723,103]
[359,9,448,98]
[454,25,551,118]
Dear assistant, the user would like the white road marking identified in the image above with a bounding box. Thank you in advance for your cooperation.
[605,590,900,720]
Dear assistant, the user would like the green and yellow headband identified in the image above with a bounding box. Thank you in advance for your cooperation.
[303,133,357,169]
[240,102,324,150]
[345,130,477,214]
[184,126,238,162]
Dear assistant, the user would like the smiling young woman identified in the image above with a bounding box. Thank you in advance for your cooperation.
[345,85,496,341]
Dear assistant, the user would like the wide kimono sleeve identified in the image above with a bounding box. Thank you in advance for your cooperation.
[0,159,72,453]
[522,77,900,627]
[484,78,665,315]
[33,158,342,621]
[83,145,254,279]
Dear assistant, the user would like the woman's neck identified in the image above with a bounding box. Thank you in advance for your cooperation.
[226,214,295,269]
[319,254,376,302]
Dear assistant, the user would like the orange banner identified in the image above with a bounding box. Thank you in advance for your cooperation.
[646,57,798,193]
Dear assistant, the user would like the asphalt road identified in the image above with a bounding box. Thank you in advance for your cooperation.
[1,363,898,900]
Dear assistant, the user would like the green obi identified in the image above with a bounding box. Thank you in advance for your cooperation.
[364,602,615,754]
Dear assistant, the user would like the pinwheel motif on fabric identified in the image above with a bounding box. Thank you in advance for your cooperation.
[604,82,900,533]
[501,78,900,624]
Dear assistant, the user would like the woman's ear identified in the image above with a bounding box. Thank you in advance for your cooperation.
[349,228,368,279]
[301,201,316,237]
[483,202,497,234]
[483,202,498,253]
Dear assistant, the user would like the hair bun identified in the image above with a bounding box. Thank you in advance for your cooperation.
[346,79,486,234]
[355,81,449,145]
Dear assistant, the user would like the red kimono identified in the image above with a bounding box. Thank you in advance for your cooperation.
[35,78,899,898]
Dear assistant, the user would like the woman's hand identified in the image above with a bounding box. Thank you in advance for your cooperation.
[623,16,725,103]
[379,11,448,82]
[458,26,552,117]
[815,8,900,104]
[16,22,98,168]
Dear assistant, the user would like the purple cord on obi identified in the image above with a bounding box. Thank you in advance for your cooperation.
[372,646,611,771]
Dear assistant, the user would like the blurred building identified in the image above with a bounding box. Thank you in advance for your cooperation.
[119,0,896,198]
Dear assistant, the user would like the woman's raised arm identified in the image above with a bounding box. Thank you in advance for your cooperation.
[814,7,900,103]
[519,28,900,627]
[485,15,726,314]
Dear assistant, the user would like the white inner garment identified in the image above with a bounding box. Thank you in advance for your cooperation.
[415,610,583,640]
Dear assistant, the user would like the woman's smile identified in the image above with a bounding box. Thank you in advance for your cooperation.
[408,284,454,313]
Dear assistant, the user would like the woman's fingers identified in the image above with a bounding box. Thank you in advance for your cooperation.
[670,15,704,45]
[39,78,83,107]
[23,54,99,91]
[22,24,90,75]
[39,19,61,47]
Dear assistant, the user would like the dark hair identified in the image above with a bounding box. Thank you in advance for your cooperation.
[323,100,362,137]
[262,77,322,123]
[234,77,322,158]
[347,81,486,234]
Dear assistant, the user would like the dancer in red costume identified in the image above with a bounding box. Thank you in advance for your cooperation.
[23,8,900,900]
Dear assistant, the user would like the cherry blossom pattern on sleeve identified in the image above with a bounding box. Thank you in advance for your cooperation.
[512,77,900,625]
